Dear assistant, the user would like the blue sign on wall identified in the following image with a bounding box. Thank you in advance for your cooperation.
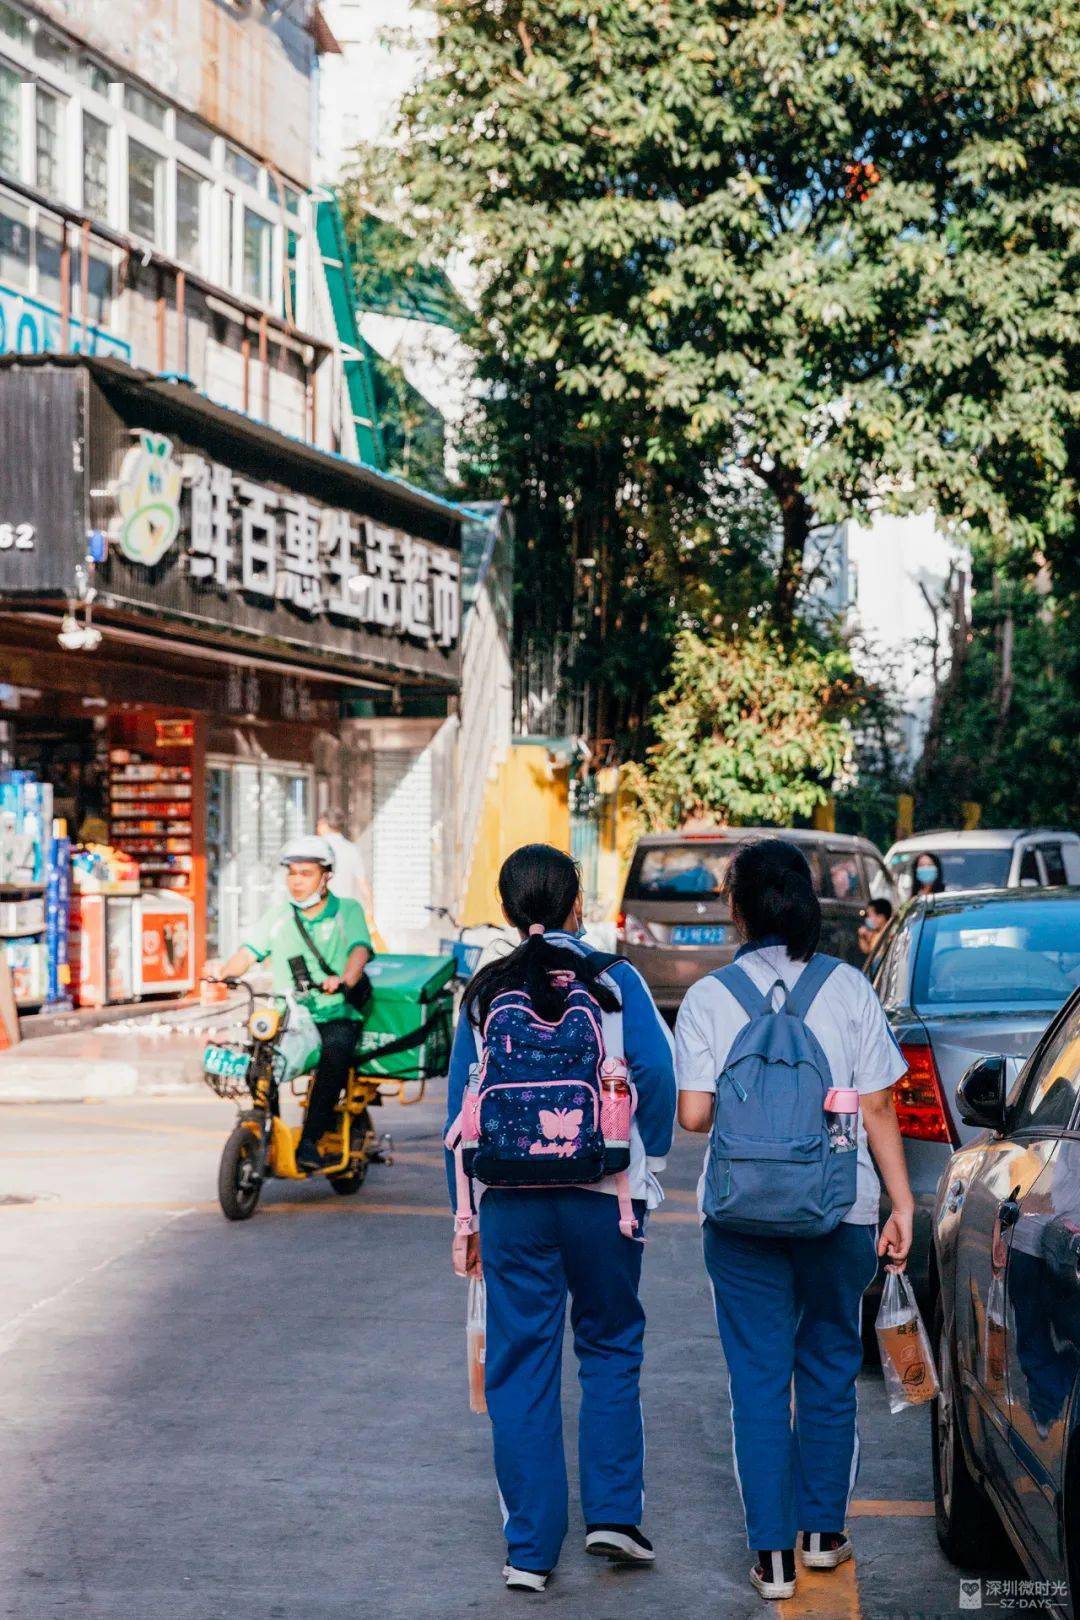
[0,281,131,362]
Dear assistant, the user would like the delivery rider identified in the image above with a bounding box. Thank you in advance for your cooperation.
[211,834,373,1172]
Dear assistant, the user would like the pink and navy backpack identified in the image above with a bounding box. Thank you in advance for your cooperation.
[445,960,639,1239]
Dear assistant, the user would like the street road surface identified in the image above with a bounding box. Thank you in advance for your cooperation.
[1,1082,1012,1620]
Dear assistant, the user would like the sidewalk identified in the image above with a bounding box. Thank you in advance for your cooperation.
[0,1000,242,1104]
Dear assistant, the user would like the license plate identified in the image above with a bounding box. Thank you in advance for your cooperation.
[671,924,728,946]
[203,1044,249,1080]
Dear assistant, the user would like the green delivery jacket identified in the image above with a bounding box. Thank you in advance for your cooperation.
[243,894,372,1024]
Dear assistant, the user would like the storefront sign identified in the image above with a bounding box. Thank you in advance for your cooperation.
[108,432,461,653]
[0,282,131,364]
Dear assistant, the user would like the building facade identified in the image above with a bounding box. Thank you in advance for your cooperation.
[0,1,478,1012]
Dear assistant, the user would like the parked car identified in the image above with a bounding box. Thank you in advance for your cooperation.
[886,829,1080,901]
[930,985,1080,1609]
[617,828,893,1011]
[868,888,1080,1294]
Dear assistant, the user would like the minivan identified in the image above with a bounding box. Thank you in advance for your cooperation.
[617,828,893,1011]
[885,829,1080,900]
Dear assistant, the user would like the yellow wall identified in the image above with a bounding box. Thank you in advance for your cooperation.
[461,744,571,925]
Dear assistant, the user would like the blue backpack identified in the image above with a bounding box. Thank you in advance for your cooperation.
[703,955,856,1238]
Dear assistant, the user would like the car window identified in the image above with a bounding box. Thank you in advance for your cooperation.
[911,897,1080,1009]
[1038,843,1068,887]
[867,912,902,992]
[625,844,733,900]
[1012,1000,1080,1133]
[1018,847,1041,885]
[889,846,1012,898]
[825,849,865,902]
[862,852,893,901]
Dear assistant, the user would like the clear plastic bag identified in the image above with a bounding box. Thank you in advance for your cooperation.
[276,999,322,1083]
[467,1275,487,1415]
[875,1269,939,1413]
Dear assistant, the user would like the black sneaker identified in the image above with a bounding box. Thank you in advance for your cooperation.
[295,1141,328,1172]
[585,1524,655,1564]
[799,1531,853,1570]
[750,1549,796,1600]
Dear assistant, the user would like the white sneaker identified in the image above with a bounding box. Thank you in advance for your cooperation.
[799,1532,853,1570]
[503,1564,549,1592]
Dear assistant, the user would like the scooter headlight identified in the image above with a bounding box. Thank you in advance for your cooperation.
[249,1006,282,1041]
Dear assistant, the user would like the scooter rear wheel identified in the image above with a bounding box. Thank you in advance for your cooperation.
[219,1126,263,1221]
[328,1160,368,1196]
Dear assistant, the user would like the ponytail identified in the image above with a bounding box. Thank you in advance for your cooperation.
[723,838,821,962]
[462,842,620,1027]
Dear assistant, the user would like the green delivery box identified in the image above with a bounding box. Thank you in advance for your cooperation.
[356,954,455,1079]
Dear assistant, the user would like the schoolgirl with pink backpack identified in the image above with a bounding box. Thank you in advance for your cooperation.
[444,843,676,1593]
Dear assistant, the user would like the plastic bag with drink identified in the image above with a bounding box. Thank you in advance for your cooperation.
[875,1269,939,1414]
[467,1275,487,1415]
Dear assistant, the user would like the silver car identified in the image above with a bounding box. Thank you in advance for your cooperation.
[885,828,1080,900]
[868,887,1080,1293]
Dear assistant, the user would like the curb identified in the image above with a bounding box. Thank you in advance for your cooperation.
[0,1060,139,1104]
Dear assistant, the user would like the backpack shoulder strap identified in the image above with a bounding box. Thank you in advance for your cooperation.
[711,962,770,1021]
[784,954,841,1021]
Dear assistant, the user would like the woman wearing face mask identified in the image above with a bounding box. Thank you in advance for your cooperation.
[208,833,373,1171]
[912,852,945,897]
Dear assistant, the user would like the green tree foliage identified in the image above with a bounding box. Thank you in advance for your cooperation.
[359,0,1079,642]
[625,626,859,827]
[916,567,1080,828]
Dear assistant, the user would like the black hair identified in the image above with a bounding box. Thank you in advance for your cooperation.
[463,843,620,1027]
[914,851,945,893]
[867,897,894,923]
[723,838,821,962]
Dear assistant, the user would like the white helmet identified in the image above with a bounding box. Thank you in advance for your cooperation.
[279,833,335,872]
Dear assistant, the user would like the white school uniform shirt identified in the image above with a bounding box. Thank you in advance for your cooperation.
[675,942,908,1224]
[324,831,367,907]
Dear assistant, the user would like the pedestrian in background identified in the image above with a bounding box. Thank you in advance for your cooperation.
[857,897,893,959]
[316,807,374,918]
[445,844,676,1592]
[913,852,945,897]
[676,838,915,1603]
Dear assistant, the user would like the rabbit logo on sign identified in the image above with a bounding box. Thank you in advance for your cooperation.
[958,1580,982,1609]
[114,432,182,566]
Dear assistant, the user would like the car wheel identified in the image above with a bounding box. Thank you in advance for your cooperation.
[931,1297,1001,1565]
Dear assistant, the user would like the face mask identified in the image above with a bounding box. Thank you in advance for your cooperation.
[915,865,936,885]
[296,885,327,912]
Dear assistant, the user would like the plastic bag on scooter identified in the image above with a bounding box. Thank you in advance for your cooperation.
[875,1269,939,1413]
[276,999,322,1083]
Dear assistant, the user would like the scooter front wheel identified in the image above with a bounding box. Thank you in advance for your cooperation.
[218,1126,263,1221]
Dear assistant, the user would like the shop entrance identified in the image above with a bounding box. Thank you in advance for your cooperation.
[206,758,313,959]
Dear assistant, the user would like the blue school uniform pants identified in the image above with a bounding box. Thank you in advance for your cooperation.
[703,1219,878,1551]
[479,1186,647,1573]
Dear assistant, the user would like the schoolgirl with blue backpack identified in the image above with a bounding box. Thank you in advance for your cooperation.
[676,838,915,1603]
[444,843,676,1593]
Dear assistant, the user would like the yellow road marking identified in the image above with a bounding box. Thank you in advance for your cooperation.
[849,1499,933,1517]
[789,1558,860,1619]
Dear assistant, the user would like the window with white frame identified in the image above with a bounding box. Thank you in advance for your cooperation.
[34,85,63,196]
[242,206,272,304]
[124,82,166,131]
[72,238,113,325]
[0,2,27,48]
[0,190,28,282]
[82,110,109,218]
[128,137,163,244]
[35,213,61,304]
[176,110,213,161]
[175,164,205,271]
[0,59,18,176]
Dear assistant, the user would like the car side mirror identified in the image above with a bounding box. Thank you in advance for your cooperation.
[955,1055,1008,1133]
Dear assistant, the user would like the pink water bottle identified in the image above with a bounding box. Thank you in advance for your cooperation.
[600,1057,632,1172]
[824,1087,859,1153]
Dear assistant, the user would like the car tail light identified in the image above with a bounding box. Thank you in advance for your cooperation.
[616,910,654,947]
[895,1043,957,1144]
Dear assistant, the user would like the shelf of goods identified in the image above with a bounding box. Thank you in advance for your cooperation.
[109,759,193,897]
[0,770,52,1009]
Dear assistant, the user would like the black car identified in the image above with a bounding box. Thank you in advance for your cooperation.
[931,986,1080,1611]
